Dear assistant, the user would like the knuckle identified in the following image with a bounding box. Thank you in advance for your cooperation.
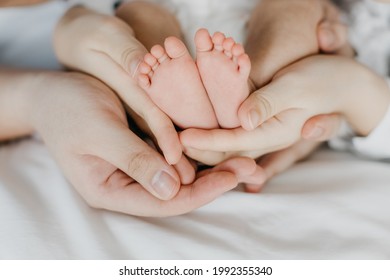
[254,92,275,119]
[120,46,144,74]
[127,150,155,178]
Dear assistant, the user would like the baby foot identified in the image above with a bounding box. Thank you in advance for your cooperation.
[138,36,218,129]
[195,28,253,128]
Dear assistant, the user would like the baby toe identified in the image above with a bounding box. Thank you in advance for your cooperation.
[212,32,226,52]
[223,37,235,58]
[150,44,169,64]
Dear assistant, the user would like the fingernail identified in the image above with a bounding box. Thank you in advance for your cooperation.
[152,171,178,199]
[307,126,325,139]
[248,109,261,130]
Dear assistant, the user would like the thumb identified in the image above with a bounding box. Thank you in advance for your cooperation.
[87,19,182,165]
[318,21,355,57]
[98,20,147,76]
[91,121,181,201]
[238,79,292,131]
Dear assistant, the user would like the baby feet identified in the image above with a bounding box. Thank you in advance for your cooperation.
[138,29,252,130]
[195,28,252,128]
[138,36,218,130]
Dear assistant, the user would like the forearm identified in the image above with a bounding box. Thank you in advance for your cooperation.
[0,69,42,140]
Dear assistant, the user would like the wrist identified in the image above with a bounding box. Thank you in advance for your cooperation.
[0,69,49,140]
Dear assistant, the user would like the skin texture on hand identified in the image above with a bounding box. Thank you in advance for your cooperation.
[27,72,183,201]
[54,6,183,167]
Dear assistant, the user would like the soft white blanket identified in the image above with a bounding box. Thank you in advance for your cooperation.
[1,0,390,259]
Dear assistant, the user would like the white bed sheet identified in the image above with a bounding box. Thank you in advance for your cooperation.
[1,0,390,260]
[1,139,390,259]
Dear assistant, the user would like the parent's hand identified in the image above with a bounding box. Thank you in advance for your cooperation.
[25,72,262,216]
[184,0,352,189]
[249,0,354,190]
[54,6,182,167]
[180,55,389,175]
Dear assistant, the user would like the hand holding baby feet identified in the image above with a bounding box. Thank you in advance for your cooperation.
[138,36,218,130]
[195,28,253,128]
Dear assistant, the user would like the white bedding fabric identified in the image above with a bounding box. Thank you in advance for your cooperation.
[2,139,390,259]
[1,0,390,259]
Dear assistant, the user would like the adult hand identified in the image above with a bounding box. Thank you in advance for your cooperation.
[54,6,182,167]
[243,0,355,190]
[251,0,354,189]
[26,72,264,216]
[181,55,389,166]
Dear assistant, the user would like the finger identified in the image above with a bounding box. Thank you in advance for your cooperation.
[89,121,181,201]
[174,155,196,185]
[239,164,267,187]
[181,110,305,152]
[238,83,297,131]
[94,170,238,217]
[94,18,147,76]
[183,147,229,166]
[302,114,343,141]
[199,157,267,191]
[198,157,257,178]
[246,140,321,193]
[259,140,320,178]
[82,22,182,165]
[90,50,183,165]
[318,21,355,57]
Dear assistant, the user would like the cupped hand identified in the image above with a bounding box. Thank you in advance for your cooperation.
[54,6,182,166]
[27,72,266,216]
[180,55,378,166]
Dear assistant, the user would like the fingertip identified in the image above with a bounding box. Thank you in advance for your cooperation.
[238,104,260,131]
[151,168,180,200]
[318,27,336,52]
[174,156,196,185]
[163,146,182,166]
[244,183,264,193]
[178,128,199,148]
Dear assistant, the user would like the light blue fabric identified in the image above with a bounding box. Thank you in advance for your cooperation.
[0,1,69,70]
